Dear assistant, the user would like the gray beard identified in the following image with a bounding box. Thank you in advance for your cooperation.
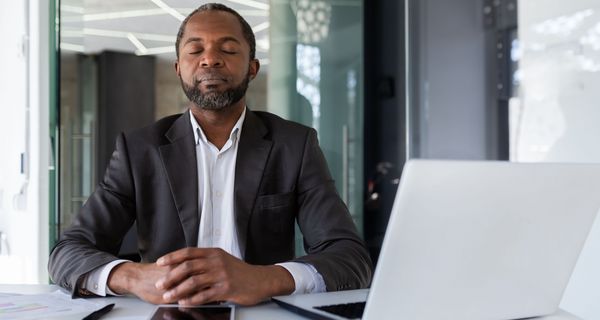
[181,75,249,111]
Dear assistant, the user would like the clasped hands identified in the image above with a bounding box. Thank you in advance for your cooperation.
[107,247,295,306]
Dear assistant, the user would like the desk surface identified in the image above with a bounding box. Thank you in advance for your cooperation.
[0,284,582,320]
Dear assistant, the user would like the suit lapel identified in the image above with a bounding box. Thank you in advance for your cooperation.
[159,111,199,247]
[235,110,272,253]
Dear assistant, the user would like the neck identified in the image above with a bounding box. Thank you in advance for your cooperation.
[190,99,245,150]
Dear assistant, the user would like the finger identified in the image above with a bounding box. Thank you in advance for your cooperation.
[178,287,222,306]
[156,259,209,290]
[157,247,211,266]
[163,273,214,302]
[157,247,226,266]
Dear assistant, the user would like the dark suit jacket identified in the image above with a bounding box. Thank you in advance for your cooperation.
[48,110,372,296]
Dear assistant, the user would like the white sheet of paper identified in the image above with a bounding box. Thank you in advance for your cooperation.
[0,290,105,320]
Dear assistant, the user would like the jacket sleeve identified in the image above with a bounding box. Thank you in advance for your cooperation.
[48,133,136,296]
[293,128,373,291]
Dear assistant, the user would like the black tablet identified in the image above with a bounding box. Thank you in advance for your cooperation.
[149,305,234,320]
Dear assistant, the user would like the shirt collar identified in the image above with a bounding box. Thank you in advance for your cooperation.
[189,107,247,146]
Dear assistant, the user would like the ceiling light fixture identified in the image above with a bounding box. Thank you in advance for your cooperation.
[150,0,185,21]
[80,28,174,42]
[135,45,175,56]
[61,5,84,14]
[534,9,594,37]
[252,21,269,33]
[177,8,267,16]
[60,42,85,52]
[83,8,167,21]
[256,37,269,52]
[61,29,84,38]
[127,33,148,54]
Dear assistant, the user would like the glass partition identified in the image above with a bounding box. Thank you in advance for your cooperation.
[268,1,364,253]
[513,1,600,319]
[58,0,364,256]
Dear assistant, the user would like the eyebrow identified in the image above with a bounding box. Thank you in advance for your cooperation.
[184,36,242,46]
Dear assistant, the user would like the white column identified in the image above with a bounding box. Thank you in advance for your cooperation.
[29,0,51,284]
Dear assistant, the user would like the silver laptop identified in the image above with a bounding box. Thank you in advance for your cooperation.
[273,160,600,320]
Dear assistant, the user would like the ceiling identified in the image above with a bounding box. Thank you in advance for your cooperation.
[60,0,270,63]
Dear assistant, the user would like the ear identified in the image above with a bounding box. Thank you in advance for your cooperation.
[248,59,260,80]
[174,60,180,77]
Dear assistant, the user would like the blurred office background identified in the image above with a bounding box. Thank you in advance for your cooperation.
[1,0,599,318]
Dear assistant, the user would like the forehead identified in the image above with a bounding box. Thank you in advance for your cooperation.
[182,10,246,43]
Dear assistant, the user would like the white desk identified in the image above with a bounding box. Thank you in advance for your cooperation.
[0,284,582,320]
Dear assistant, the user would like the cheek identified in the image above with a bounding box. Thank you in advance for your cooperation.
[234,62,251,78]
[179,58,197,69]
[178,61,196,78]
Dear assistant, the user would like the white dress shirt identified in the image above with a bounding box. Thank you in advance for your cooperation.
[82,108,325,296]
[194,108,243,257]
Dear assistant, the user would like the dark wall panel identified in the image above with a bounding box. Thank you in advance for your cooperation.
[97,51,155,258]
[97,51,155,180]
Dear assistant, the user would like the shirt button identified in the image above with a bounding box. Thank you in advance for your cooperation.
[216,191,223,197]
[94,283,98,289]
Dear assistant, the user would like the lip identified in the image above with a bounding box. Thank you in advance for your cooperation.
[196,74,228,83]
[199,78,226,85]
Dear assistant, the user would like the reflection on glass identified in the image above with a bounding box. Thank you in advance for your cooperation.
[296,44,321,131]
[532,9,593,37]
[512,2,600,162]
[514,2,600,319]
[58,1,363,257]
[58,0,270,232]
[269,1,364,244]
[581,22,600,50]
[150,306,232,320]
[59,1,269,60]
[293,0,332,43]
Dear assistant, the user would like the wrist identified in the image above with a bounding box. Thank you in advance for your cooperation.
[107,262,137,295]
[263,265,295,297]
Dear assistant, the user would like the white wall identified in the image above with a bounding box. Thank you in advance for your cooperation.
[0,0,50,284]
[0,0,31,283]
[516,1,600,318]
[30,0,51,284]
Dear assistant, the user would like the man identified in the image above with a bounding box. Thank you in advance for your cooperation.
[49,3,372,306]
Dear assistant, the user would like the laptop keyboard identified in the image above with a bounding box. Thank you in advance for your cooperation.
[314,301,366,319]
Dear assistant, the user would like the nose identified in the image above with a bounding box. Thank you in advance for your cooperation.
[200,47,223,68]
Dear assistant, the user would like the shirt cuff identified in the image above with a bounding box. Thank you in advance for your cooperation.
[81,259,129,296]
[276,262,326,295]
